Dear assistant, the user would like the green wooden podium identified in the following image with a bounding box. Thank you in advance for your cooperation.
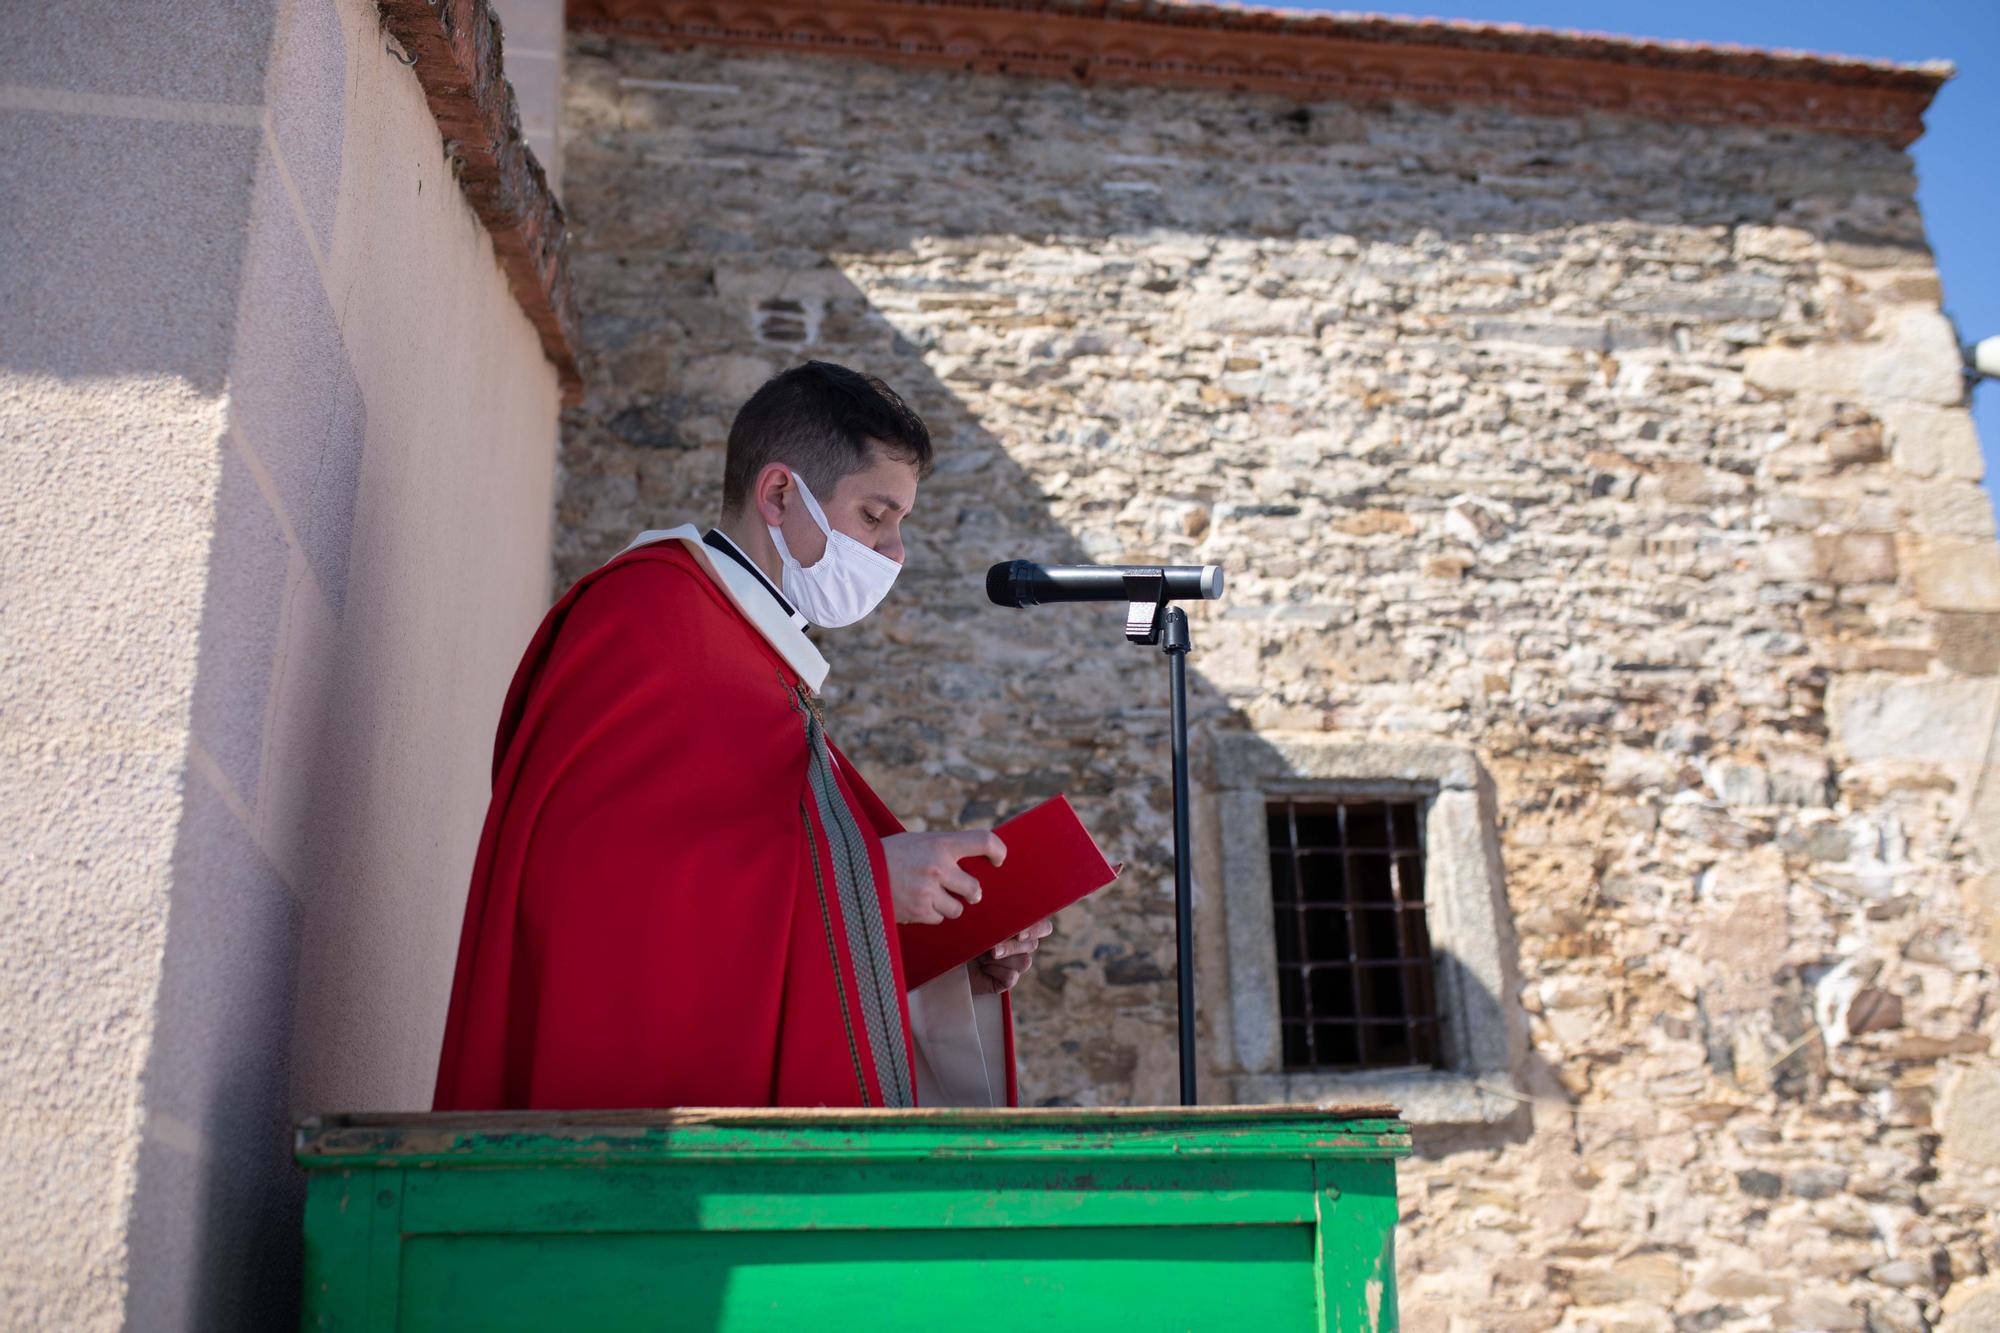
[296,1106,1410,1331]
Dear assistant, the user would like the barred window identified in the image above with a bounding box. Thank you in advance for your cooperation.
[1267,798,1441,1072]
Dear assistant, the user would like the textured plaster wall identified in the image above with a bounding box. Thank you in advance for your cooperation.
[0,1,561,1328]
[561,37,2000,1331]
[0,4,269,1325]
[0,374,230,1331]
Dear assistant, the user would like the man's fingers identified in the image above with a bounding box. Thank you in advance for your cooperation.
[979,954,1030,990]
[929,886,965,920]
[969,961,1018,995]
[994,918,1055,957]
[938,864,982,903]
[956,829,1005,867]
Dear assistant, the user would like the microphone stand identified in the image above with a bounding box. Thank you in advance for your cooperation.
[1124,576,1198,1107]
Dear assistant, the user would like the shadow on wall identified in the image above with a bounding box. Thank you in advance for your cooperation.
[122,772,306,1327]
[555,36,1929,1111]
[113,0,363,1320]
[0,5,304,1331]
[584,261,1260,1102]
[566,248,1281,1105]
[0,0,377,1326]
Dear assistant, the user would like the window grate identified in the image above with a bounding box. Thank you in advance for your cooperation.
[1267,797,1440,1072]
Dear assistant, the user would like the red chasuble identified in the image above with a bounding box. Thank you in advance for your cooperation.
[432,535,1015,1110]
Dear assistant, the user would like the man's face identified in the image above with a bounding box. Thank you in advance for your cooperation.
[775,445,920,567]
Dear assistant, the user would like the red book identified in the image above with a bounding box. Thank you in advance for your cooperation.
[899,795,1123,989]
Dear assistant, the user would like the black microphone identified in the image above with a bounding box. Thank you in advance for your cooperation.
[986,560,1225,609]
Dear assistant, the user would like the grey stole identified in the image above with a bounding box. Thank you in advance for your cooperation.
[794,687,914,1108]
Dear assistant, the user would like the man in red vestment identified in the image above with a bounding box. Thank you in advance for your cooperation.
[433,362,1051,1110]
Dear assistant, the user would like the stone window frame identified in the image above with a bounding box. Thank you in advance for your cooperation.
[1214,735,1528,1124]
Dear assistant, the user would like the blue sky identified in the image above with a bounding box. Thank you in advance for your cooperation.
[1292,2,1999,509]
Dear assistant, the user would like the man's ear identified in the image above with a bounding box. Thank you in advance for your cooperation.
[750,463,793,527]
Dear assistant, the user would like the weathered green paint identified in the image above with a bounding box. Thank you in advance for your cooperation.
[297,1107,1410,1331]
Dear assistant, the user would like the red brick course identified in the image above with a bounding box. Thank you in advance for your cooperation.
[381,0,582,403]
[570,0,1946,147]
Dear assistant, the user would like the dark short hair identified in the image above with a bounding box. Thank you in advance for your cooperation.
[721,361,933,513]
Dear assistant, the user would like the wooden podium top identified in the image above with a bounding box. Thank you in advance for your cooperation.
[295,1104,1412,1329]
[297,1104,1410,1166]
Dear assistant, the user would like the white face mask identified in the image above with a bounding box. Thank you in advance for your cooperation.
[767,470,901,628]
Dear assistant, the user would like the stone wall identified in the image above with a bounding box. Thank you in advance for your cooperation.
[560,34,2000,1331]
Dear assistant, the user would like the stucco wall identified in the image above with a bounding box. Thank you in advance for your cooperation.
[0,1,561,1327]
[559,36,1999,1331]
[0,6,269,1324]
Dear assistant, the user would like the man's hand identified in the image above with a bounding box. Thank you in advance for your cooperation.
[969,917,1055,994]
[882,829,1005,925]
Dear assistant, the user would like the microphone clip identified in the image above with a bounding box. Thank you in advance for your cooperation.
[1122,569,1170,645]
